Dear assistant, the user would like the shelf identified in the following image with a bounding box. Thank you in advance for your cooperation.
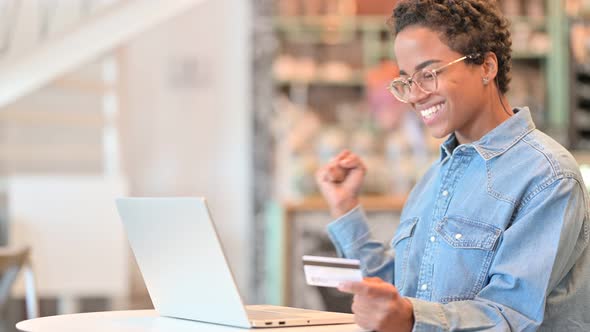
[274,50,550,87]
[576,63,590,75]
[267,0,573,307]
[577,84,590,100]
[275,15,547,32]
[275,77,365,87]
[267,195,407,305]
[274,69,367,87]
[512,51,548,60]
[569,15,590,23]
[283,195,406,214]
[274,15,389,32]
[508,15,547,29]
[573,110,590,129]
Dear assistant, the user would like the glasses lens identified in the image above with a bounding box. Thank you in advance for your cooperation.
[389,80,411,102]
[414,70,437,94]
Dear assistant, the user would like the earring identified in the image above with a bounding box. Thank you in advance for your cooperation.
[483,77,490,85]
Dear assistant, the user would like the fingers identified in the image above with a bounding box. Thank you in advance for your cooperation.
[338,281,382,297]
[335,149,352,160]
[339,279,399,299]
[338,152,366,170]
[315,150,358,183]
[337,281,363,294]
[315,164,345,183]
[345,279,411,332]
[316,150,366,183]
[325,164,347,182]
[351,295,376,313]
[330,150,364,171]
[353,315,374,331]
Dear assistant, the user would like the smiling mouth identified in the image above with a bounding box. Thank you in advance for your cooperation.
[420,102,444,119]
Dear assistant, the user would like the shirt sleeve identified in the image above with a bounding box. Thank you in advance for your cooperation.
[326,205,396,284]
[409,177,589,331]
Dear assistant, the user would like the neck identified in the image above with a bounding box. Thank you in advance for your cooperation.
[455,92,512,145]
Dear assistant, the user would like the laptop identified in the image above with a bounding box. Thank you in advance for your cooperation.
[115,197,355,328]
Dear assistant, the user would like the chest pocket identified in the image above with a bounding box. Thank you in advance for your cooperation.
[391,217,418,291]
[435,216,501,250]
[433,216,502,302]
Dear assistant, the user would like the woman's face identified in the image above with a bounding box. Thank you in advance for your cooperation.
[393,26,487,141]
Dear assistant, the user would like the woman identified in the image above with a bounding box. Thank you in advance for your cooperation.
[315,1,590,331]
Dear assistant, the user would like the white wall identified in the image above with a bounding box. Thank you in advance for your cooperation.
[120,0,253,299]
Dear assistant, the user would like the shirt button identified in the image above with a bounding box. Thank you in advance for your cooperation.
[430,236,436,242]
[442,190,449,196]
[455,233,463,240]
[421,284,428,291]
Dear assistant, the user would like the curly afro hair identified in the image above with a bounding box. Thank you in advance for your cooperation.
[388,0,512,94]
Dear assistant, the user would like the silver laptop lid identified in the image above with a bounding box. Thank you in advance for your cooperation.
[116,197,251,328]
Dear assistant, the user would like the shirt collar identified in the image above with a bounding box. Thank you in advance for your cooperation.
[440,134,457,161]
[439,107,536,161]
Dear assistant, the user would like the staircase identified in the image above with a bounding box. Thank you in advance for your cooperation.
[0,0,206,107]
[0,0,208,316]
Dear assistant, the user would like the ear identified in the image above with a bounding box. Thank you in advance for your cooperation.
[480,52,499,83]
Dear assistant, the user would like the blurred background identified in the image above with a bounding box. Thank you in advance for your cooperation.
[1,0,590,330]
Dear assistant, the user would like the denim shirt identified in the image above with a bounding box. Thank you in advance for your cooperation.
[327,107,590,331]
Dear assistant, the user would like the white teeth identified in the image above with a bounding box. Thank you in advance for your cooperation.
[421,103,444,118]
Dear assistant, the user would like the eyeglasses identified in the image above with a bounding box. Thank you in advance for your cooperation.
[387,54,480,103]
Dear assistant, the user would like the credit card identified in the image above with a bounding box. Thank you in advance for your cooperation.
[302,255,362,288]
